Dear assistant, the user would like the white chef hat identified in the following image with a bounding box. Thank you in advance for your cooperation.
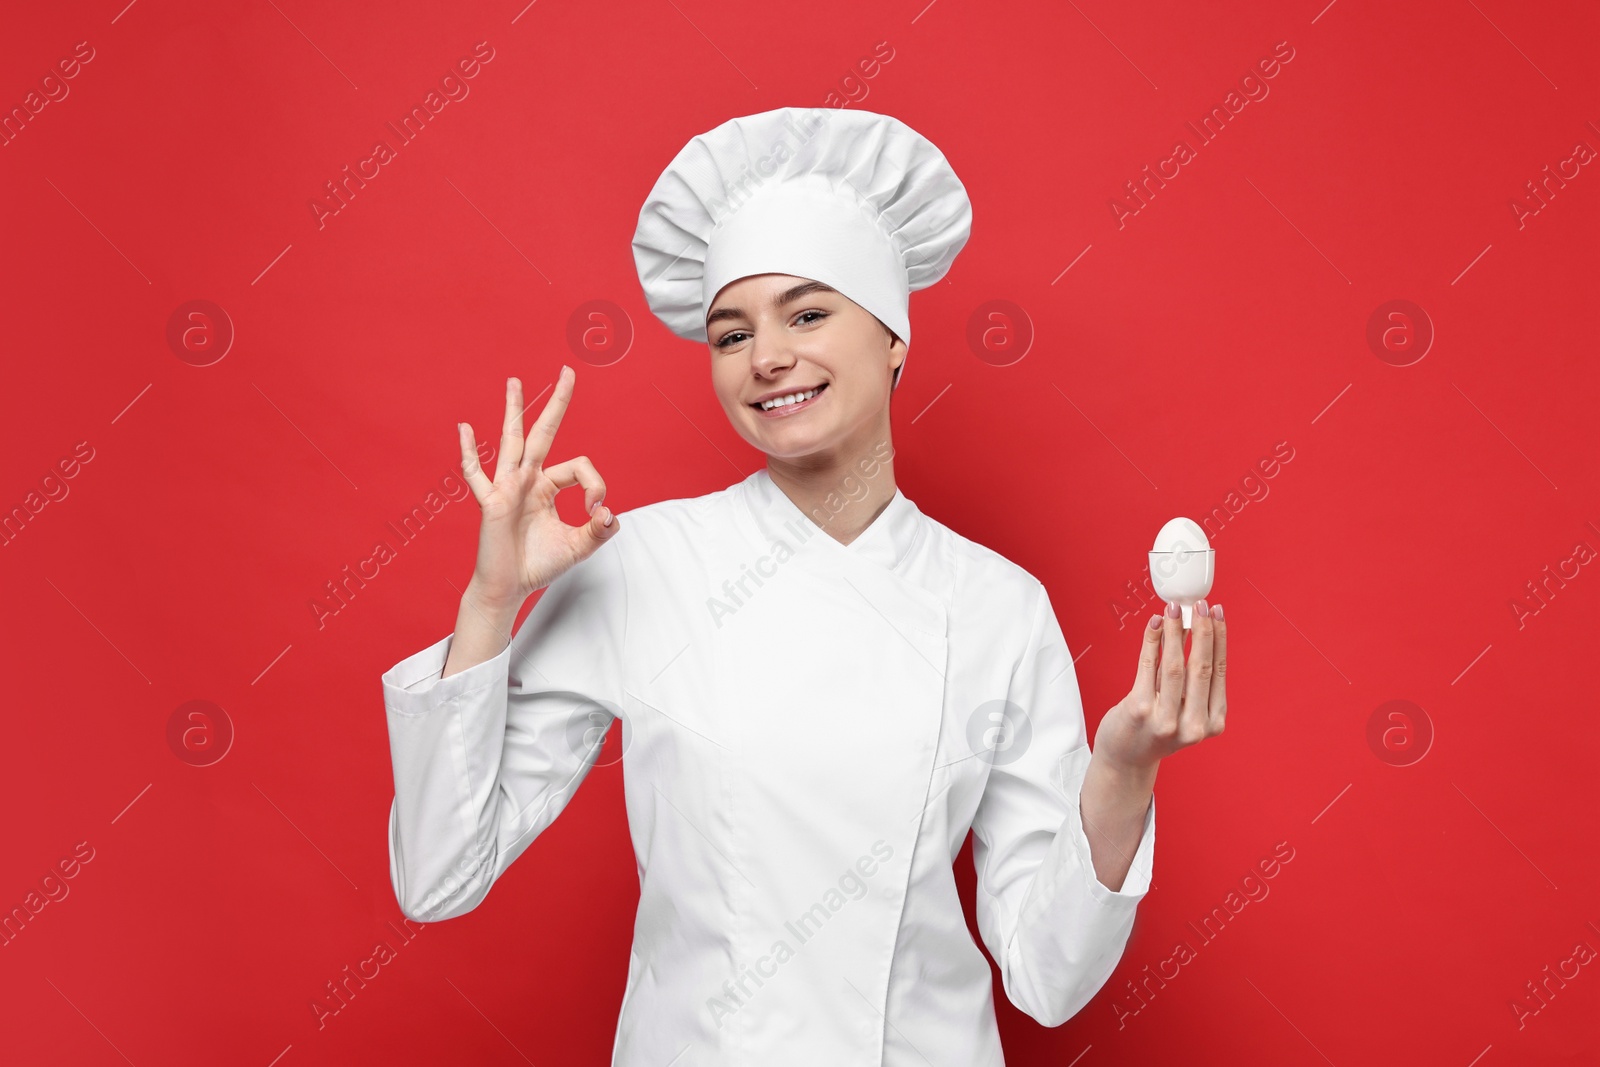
[631,106,972,390]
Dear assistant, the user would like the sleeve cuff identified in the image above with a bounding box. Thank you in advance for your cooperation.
[1052,744,1156,907]
[381,632,514,716]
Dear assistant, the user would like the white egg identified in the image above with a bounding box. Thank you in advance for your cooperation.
[1149,517,1214,627]
[1152,516,1209,554]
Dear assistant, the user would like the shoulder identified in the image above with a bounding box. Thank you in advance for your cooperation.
[918,510,1046,615]
[603,480,744,575]
[610,480,737,536]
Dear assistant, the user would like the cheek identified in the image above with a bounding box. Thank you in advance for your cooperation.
[710,359,747,412]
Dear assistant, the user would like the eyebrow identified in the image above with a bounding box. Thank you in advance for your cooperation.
[705,280,837,328]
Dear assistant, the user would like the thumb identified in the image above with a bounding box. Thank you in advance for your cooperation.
[588,504,620,544]
[566,506,618,564]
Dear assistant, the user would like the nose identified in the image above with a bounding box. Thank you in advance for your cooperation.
[748,326,797,380]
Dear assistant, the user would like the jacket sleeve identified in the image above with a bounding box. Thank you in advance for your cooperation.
[381,530,629,923]
[969,580,1155,1027]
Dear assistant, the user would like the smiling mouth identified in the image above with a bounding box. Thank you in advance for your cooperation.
[751,382,828,417]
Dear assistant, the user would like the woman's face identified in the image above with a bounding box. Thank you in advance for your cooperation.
[705,273,906,463]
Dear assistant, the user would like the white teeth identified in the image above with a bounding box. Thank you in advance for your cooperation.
[760,387,819,411]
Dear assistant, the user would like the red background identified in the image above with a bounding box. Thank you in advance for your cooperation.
[2,0,1596,1063]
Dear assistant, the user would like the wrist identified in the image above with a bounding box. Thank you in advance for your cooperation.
[463,579,524,616]
[1088,747,1159,790]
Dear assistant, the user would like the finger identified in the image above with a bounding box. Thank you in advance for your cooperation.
[1131,612,1163,712]
[458,422,493,504]
[1210,603,1227,730]
[522,365,574,471]
[1182,600,1215,739]
[542,456,607,517]
[1156,601,1184,729]
[499,377,526,475]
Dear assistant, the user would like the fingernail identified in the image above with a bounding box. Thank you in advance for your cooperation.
[1165,600,1180,618]
[1212,603,1223,621]
[1148,614,1162,630]
[1196,598,1210,618]
[601,506,613,527]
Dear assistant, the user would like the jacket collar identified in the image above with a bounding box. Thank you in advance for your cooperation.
[737,465,924,573]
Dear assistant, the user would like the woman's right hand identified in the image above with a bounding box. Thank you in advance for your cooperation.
[457,366,619,611]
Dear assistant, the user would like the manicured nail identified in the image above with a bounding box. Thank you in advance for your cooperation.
[601,506,613,527]
[1165,600,1180,618]
[1212,603,1223,621]
[1196,598,1210,618]
[1148,614,1162,630]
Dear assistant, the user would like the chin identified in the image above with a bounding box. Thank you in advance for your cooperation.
[745,421,840,459]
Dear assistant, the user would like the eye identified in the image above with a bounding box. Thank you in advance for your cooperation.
[794,309,828,326]
[714,330,749,349]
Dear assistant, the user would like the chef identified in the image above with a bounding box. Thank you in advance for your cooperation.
[381,105,1228,1066]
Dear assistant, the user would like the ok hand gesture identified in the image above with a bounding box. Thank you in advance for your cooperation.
[458,366,619,611]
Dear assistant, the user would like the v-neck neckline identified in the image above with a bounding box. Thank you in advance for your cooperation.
[737,467,924,573]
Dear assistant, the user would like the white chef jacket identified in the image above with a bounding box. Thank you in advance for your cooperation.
[382,467,1155,1066]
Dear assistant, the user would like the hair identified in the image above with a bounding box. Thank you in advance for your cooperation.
[883,320,901,401]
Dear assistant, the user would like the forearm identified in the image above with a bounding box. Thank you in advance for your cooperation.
[442,583,524,679]
[1078,750,1156,892]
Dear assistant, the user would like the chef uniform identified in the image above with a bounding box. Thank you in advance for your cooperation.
[382,106,1155,1066]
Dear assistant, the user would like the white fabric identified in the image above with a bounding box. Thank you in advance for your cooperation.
[382,470,1154,1065]
[631,107,974,390]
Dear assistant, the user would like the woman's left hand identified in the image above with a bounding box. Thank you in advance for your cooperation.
[1092,599,1228,774]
